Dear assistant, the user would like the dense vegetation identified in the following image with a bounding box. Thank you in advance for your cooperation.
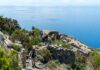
[0,16,21,35]
[0,47,21,70]
[88,50,100,70]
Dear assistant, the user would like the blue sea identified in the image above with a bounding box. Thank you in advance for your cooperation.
[0,6,100,48]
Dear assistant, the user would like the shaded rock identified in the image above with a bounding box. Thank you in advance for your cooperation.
[0,31,5,42]
[0,31,8,50]
[48,46,75,65]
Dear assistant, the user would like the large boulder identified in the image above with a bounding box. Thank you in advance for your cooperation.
[4,39,13,48]
[14,40,23,47]
[0,31,13,50]
[48,46,75,65]
[0,31,8,50]
[0,31,5,42]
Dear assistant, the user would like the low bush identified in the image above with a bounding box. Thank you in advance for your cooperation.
[88,50,100,70]
[36,55,44,62]
[13,44,21,52]
[0,16,21,35]
[11,29,32,50]
[38,49,52,63]
[30,38,40,45]
[49,60,61,70]
[0,47,21,70]
[75,62,85,70]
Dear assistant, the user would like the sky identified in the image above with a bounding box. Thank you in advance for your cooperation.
[0,0,100,6]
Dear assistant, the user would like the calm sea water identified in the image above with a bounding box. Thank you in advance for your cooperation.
[0,6,100,48]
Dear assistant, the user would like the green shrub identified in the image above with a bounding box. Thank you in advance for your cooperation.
[49,60,61,70]
[66,64,72,69]
[38,49,52,63]
[34,28,40,37]
[0,16,21,34]
[13,44,21,52]
[29,27,41,45]
[88,50,100,70]
[36,55,44,62]
[30,38,40,45]
[0,47,21,70]
[75,62,85,70]
[21,29,29,34]
[11,29,32,50]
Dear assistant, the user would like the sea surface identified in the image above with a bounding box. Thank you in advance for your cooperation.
[0,6,100,48]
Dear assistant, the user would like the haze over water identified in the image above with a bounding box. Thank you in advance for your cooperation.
[0,6,100,48]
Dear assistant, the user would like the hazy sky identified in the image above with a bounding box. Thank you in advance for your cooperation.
[0,0,100,6]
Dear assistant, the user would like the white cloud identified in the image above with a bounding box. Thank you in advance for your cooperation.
[0,0,100,6]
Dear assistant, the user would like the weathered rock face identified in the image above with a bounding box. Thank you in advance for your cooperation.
[42,30,59,39]
[0,31,5,42]
[60,35,92,55]
[0,31,8,50]
[48,46,75,65]
[4,38,13,48]
[0,31,13,50]
[14,41,23,47]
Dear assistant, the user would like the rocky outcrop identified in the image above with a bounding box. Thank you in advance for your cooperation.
[0,31,5,42]
[0,31,13,50]
[42,30,59,39]
[14,41,23,47]
[48,46,75,65]
[0,31,8,50]
[4,35,13,48]
[60,35,92,55]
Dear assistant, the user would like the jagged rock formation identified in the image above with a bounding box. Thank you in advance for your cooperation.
[42,30,92,54]
[0,31,8,50]
[42,30,59,39]
[0,31,5,43]
[48,46,75,65]
[61,35,92,54]
[0,31,13,50]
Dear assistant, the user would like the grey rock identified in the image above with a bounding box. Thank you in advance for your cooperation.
[48,46,75,65]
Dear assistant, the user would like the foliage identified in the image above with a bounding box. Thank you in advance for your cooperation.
[0,47,21,70]
[30,38,40,45]
[29,28,41,45]
[75,62,85,70]
[34,28,41,37]
[88,50,100,70]
[75,50,86,64]
[0,16,21,35]
[13,44,21,52]
[37,49,52,63]
[49,60,61,70]
[36,55,44,62]
[66,64,72,70]
[21,29,29,34]
[11,29,32,50]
